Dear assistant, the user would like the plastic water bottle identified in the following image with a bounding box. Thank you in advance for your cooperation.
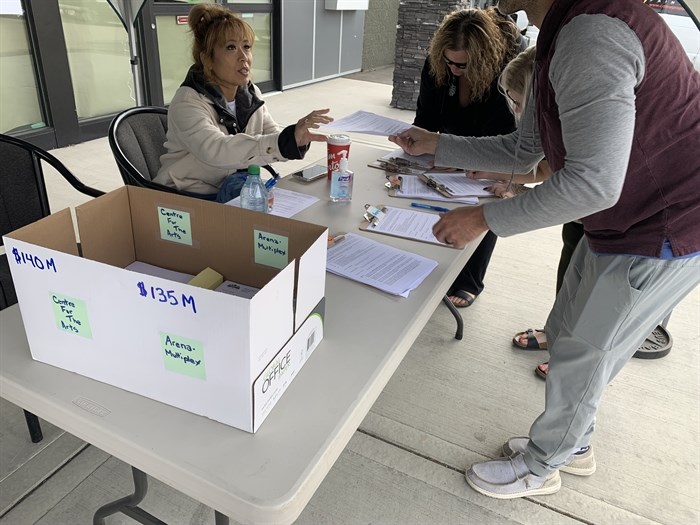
[240,164,268,213]
[329,153,353,202]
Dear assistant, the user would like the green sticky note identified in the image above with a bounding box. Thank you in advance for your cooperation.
[254,229,289,269]
[51,292,92,339]
[158,207,192,245]
[160,332,206,380]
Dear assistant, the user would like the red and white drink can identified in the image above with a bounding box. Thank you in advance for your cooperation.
[327,134,351,180]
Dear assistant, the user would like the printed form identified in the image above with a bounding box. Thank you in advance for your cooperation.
[321,110,411,136]
[226,188,319,218]
[326,233,437,297]
[393,175,478,205]
[366,206,446,245]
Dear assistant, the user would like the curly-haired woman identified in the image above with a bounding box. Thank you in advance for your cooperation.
[414,7,526,307]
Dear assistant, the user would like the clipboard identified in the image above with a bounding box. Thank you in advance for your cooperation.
[384,174,481,205]
[418,172,496,199]
[368,159,426,176]
[418,172,456,198]
[358,204,458,249]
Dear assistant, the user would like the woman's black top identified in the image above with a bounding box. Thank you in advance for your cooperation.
[413,58,517,138]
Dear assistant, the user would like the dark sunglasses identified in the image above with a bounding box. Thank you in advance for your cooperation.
[443,55,467,70]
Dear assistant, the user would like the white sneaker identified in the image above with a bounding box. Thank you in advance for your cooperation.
[466,453,561,499]
[503,437,596,476]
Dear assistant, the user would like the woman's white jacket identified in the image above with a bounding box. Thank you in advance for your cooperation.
[155,82,291,194]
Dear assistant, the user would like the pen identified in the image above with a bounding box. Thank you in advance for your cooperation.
[265,177,278,190]
[328,234,346,245]
[410,202,450,213]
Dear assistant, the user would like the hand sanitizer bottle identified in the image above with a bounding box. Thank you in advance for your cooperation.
[329,152,353,202]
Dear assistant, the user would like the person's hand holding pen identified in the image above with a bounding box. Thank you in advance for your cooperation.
[295,109,333,147]
[388,126,439,156]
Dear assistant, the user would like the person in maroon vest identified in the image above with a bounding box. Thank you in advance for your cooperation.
[390,0,700,499]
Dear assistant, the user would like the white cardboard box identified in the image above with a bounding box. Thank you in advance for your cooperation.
[3,186,328,433]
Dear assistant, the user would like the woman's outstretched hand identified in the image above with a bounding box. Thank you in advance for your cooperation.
[388,127,439,156]
[295,109,333,146]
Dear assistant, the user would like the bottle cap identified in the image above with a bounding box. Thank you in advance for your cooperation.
[248,164,260,175]
[339,156,349,172]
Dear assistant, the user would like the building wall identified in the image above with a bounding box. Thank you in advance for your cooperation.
[390,0,473,109]
[361,0,400,71]
[282,0,366,89]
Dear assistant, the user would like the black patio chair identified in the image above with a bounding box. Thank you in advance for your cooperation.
[108,105,280,197]
[0,132,104,443]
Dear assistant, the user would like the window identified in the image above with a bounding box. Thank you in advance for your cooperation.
[58,0,135,119]
[0,2,45,133]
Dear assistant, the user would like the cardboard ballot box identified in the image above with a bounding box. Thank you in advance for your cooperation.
[3,186,328,433]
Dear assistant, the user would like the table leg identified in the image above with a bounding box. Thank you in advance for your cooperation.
[23,410,43,443]
[442,295,463,340]
[215,511,231,525]
[93,466,167,525]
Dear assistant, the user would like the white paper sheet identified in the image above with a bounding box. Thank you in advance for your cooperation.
[215,280,260,299]
[326,233,437,297]
[125,261,194,283]
[321,110,411,136]
[392,175,479,205]
[366,206,452,247]
[227,188,319,218]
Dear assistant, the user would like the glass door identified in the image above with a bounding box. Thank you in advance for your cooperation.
[0,1,46,136]
[1,0,141,148]
[140,0,279,107]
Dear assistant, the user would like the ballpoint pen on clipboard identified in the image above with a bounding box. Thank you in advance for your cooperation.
[410,202,449,213]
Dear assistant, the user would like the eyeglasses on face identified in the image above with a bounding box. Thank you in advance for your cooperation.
[506,89,522,109]
[443,55,467,70]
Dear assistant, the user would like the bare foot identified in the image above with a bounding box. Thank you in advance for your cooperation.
[535,361,549,379]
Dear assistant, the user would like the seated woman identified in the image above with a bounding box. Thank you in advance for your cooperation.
[414,7,525,307]
[155,3,332,202]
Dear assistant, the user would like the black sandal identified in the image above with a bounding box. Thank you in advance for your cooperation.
[512,328,548,350]
[448,289,476,308]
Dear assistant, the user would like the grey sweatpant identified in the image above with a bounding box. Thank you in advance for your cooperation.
[524,239,700,476]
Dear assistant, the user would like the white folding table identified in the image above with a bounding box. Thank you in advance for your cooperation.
[0,142,481,525]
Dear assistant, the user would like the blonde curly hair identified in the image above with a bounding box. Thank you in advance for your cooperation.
[428,7,520,102]
[188,3,255,83]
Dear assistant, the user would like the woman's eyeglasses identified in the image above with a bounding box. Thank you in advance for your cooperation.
[443,56,467,70]
[506,90,522,110]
